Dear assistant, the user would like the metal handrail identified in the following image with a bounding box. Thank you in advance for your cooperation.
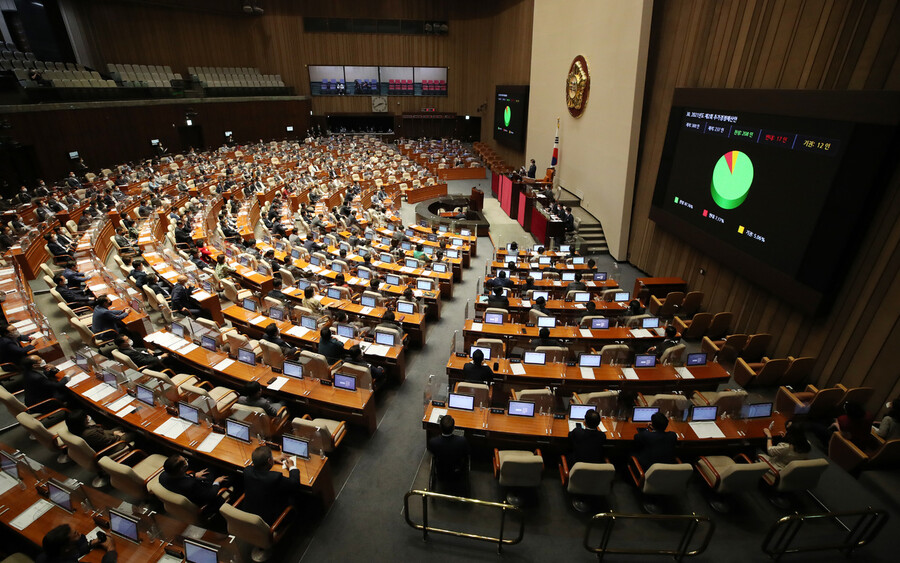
[761,507,889,561]
[403,489,524,553]
[584,512,715,562]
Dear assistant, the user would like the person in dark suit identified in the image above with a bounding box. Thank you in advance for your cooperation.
[317,327,346,364]
[262,323,299,357]
[647,325,680,359]
[145,274,172,299]
[17,185,31,204]
[91,295,130,336]
[174,221,194,247]
[158,455,229,511]
[55,275,94,306]
[0,324,37,365]
[237,381,284,417]
[488,270,513,289]
[462,349,493,384]
[65,172,81,189]
[530,327,559,348]
[45,233,73,257]
[427,414,469,492]
[569,409,607,464]
[54,228,74,248]
[171,275,211,319]
[526,159,537,179]
[22,355,69,407]
[60,260,89,288]
[64,409,131,455]
[242,446,302,524]
[633,412,678,468]
[564,207,575,233]
[566,272,587,292]
[486,286,509,309]
[128,261,148,287]
[114,335,171,370]
[37,523,117,563]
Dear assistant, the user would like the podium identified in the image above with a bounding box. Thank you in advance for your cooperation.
[470,187,483,212]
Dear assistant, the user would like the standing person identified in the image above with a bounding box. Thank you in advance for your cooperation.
[171,275,211,319]
[91,295,131,337]
[427,415,469,492]
[526,159,537,179]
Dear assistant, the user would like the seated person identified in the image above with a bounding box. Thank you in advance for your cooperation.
[566,272,587,292]
[214,255,235,279]
[875,398,900,440]
[632,412,677,468]
[261,323,299,357]
[267,277,290,303]
[61,260,89,288]
[344,344,386,388]
[114,334,172,370]
[158,454,229,511]
[237,381,285,417]
[761,422,811,470]
[647,325,679,358]
[128,261,148,287]
[317,327,346,364]
[0,324,36,365]
[626,299,645,316]
[578,301,598,324]
[242,446,302,524]
[374,310,404,342]
[44,233,74,257]
[488,270,513,289]
[37,523,117,563]
[55,274,95,306]
[22,355,69,407]
[569,408,607,464]
[832,401,876,451]
[486,286,509,309]
[91,295,131,336]
[65,409,132,455]
[301,285,325,315]
[463,349,493,384]
[171,275,212,320]
[531,296,548,314]
[145,273,172,299]
[531,327,559,348]
[427,414,469,492]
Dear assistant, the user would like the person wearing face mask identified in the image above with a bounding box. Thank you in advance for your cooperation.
[171,275,212,319]
[113,335,173,371]
[22,355,69,409]
[0,324,37,365]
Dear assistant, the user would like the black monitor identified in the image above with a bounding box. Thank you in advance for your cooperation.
[200,335,217,352]
[469,346,491,361]
[109,508,141,543]
[334,373,356,391]
[594,272,608,281]
[171,322,187,339]
[178,402,200,425]
[634,354,657,368]
[184,538,220,563]
[742,402,774,419]
[579,354,602,368]
[360,295,377,308]
[47,479,73,512]
[614,292,630,302]
[237,348,256,366]
[282,434,310,459]
[301,316,317,330]
[537,316,556,328]
[269,307,285,321]
[225,419,251,443]
[591,318,610,329]
[574,292,591,303]
[417,279,433,291]
[507,400,535,417]
[242,298,257,312]
[358,268,371,280]
[397,301,415,314]
[336,324,355,339]
[448,393,475,411]
[523,351,546,365]
[0,450,19,479]
[433,263,448,273]
[532,290,550,301]
[326,287,342,299]
[641,317,660,329]
[135,384,155,406]
[686,352,708,366]
[375,331,395,346]
[562,272,576,281]
[632,406,659,422]
[691,406,718,422]
[568,404,595,421]
[283,360,303,379]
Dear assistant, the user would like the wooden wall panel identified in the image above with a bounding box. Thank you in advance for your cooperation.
[1,99,310,179]
[630,0,900,413]
[68,0,532,161]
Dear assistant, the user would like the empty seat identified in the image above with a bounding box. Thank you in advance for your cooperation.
[493,448,543,506]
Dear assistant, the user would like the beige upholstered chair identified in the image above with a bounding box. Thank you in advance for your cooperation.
[680,291,704,317]
[774,384,843,419]
[299,350,339,380]
[572,390,619,414]
[291,415,347,454]
[111,349,141,371]
[559,455,615,512]
[225,331,262,358]
[0,386,61,419]
[148,480,204,524]
[629,457,693,511]
[98,451,166,502]
[599,344,630,365]
[758,457,829,508]
[258,339,285,372]
[15,411,69,463]
[221,497,293,562]
[695,454,771,512]
[535,345,568,363]
[57,425,129,487]
[454,382,491,408]
[639,393,691,415]
[691,389,747,417]
[473,338,505,358]
[511,388,554,412]
[483,307,509,323]
[659,343,686,366]
[493,448,544,506]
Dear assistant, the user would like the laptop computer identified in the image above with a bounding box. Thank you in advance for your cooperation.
[448,393,475,411]
[508,400,536,417]
[632,406,659,422]
[686,352,707,366]
[523,351,546,365]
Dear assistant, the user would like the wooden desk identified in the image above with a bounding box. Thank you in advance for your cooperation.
[474,296,628,322]
[73,256,150,338]
[0,444,234,562]
[141,251,225,325]
[422,404,788,455]
[0,263,61,361]
[461,319,665,355]
[410,224,478,257]
[481,276,619,298]
[633,277,688,300]
[445,355,730,394]
[489,260,592,274]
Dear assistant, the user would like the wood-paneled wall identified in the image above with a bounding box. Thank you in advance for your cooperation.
[629,0,900,413]
[68,0,533,161]
[1,98,310,180]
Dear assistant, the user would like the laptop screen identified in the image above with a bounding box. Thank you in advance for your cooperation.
[539,256,552,265]
[358,248,369,258]
[579,354,602,368]
[102,371,118,388]
[452,239,463,247]
[334,373,357,391]
[635,354,657,368]
[594,272,607,281]
[47,480,73,511]
[508,400,535,417]
[632,406,659,422]
[380,253,392,263]
[184,539,219,563]
[256,266,268,276]
[336,324,355,338]
[171,322,186,339]
[460,229,471,236]
[358,268,371,280]
[283,360,303,379]
[743,403,773,419]
[405,259,418,269]
[386,274,401,286]
[560,245,571,252]
[296,279,311,290]
[505,255,517,263]
[0,451,18,479]
[532,291,550,301]
[226,419,251,442]
[686,352,708,366]
[269,307,285,321]
[375,332,395,346]
[537,316,556,328]
[448,393,475,411]
[417,280,432,291]
[398,301,415,314]
[240,256,250,267]
[433,263,447,273]
[292,249,301,259]
[531,271,543,280]
[523,351,546,365]
[469,345,492,361]
[572,256,585,265]
[569,404,595,421]
[691,406,718,422]
[641,317,660,329]
[237,348,256,366]
[332,262,343,273]
[381,237,392,246]
[136,384,155,406]
[310,256,322,267]
[562,272,575,281]
[109,509,140,542]
[614,292,630,302]
[446,249,459,259]
[75,353,88,369]
[484,312,504,325]
[591,318,610,329]
[242,298,257,312]
[361,295,376,308]
[574,292,590,303]
[365,231,374,240]
[178,402,199,424]
[326,287,341,299]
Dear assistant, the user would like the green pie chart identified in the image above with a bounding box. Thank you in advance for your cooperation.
[711,150,753,209]
[504,106,511,127]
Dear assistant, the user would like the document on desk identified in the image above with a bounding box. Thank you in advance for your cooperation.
[630,329,653,338]
[621,368,639,380]
[267,376,289,391]
[65,373,90,388]
[364,344,391,357]
[470,322,483,332]
[400,266,415,274]
[689,422,726,439]
[249,315,268,325]
[115,404,136,418]
[520,300,531,308]
[579,367,596,379]
[675,367,694,379]
[413,289,424,298]
[6,306,25,314]
[84,384,117,402]
[428,408,448,424]
[56,360,75,371]
[213,358,235,371]
[107,395,133,413]
[359,307,374,315]
[196,433,225,453]
[179,343,199,354]
[510,363,527,375]
[88,283,107,292]
[155,417,191,440]
[0,471,18,495]
[579,329,593,337]
[10,499,53,530]
[347,277,360,286]
[161,271,178,281]
[286,325,309,338]
[192,290,212,301]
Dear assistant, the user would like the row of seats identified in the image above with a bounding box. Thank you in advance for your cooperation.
[0,58,79,72]
[12,68,116,90]
[188,66,285,89]
[107,63,182,89]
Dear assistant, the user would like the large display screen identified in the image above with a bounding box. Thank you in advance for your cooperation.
[494,85,529,150]
[650,89,899,315]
